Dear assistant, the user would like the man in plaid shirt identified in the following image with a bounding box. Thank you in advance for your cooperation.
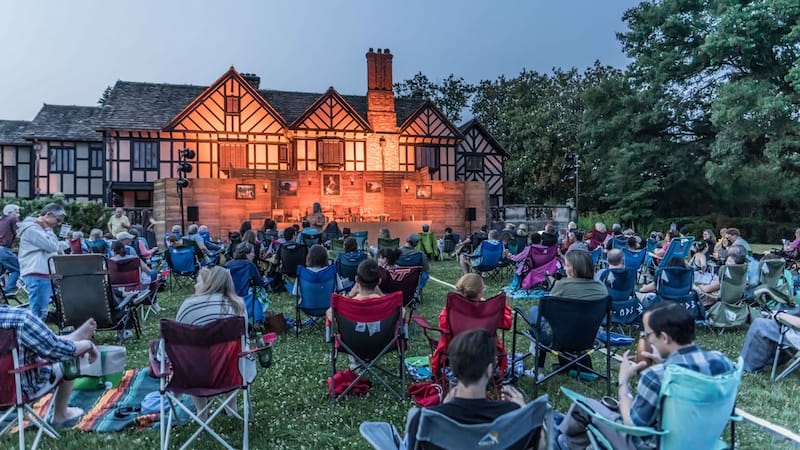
[0,307,98,424]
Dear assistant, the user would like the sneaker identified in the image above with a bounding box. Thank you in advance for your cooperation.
[523,369,545,383]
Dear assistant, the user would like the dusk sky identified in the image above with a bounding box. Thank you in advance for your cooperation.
[1,1,642,120]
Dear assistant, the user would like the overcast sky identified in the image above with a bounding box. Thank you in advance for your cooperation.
[0,0,642,120]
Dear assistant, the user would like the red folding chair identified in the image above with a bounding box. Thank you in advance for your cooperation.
[327,291,406,402]
[108,258,161,322]
[379,266,423,307]
[150,317,272,450]
[0,328,60,450]
[413,291,512,391]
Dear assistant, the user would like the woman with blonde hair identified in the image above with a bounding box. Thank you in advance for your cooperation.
[454,273,485,301]
[175,266,252,417]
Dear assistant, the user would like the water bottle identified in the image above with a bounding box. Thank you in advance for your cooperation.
[257,334,273,368]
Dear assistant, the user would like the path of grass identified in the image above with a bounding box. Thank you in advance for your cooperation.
[3,256,798,449]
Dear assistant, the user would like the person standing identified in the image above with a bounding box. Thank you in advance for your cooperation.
[107,207,130,237]
[17,203,66,320]
[0,204,21,297]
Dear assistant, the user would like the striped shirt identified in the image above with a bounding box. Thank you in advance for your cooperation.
[631,344,734,427]
[175,293,245,326]
[0,306,75,398]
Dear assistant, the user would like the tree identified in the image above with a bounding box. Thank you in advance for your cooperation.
[97,86,112,106]
[394,72,474,123]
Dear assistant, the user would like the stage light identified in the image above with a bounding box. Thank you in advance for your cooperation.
[404,184,409,192]
[263,184,269,192]
[176,178,190,188]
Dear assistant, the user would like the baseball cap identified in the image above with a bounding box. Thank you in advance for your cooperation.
[407,233,420,245]
[116,231,135,240]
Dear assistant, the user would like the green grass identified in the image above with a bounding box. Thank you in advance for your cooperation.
[4,256,798,449]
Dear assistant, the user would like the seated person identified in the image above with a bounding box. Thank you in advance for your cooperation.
[741,308,800,373]
[176,266,255,418]
[558,303,734,449]
[595,248,624,281]
[584,222,608,251]
[87,228,109,254]
[198,225,223,253]
[185,224,215,264]
[725,227,751,254]
[693,252,746,307]
[114,231,139,257]
[327,258,385,321]
[110,240,153,285]
[527,250,608,378]
[772,227,800,260]
[567,230,588,253]
[405,329,538,450]
[129,228,158,260]
[0,308,98,425]
[401,233,430,288]
[689,239,714,284]
[295,244,340,296]
[459,229,499,275]
[224,242,266,319]
[456,225,488,257]
[541,222,558,247]
[636,257,688,306]
[651,229,679,263]
[296,220,321,244]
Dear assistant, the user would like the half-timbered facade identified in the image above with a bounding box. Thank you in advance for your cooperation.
[0,49,508,232]
[0,120,33,199]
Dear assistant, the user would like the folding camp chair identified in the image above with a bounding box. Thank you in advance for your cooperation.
[0,328,63,450]
[351,231,369,251]
[470,240,504,281]
[278,242,308,281]
[507,244,561,290]
[328,291,406,402]
[417,232,439,260]
[359,394,553,450]
[87,239,109,255]
[295,264,337,337]
[511,295,612,397]
[335,250,368,291]
[599,268,643,327]
[754,258,795,311]
[108,258,161,323]
[652,266,703,320]
[441,233,460,260]
[377,237,400,251]
[648,237,694,274]
[328,238,345,260]
[621,247,647,282]
[49,254,141,341]
[299,231,321,247]
[591,246,604,270]
[707,264,753,332]
[150,317,272,450]
[379,266,423,308]
[771,316,800,380]
[413,292,511,391]
[561,357,743,450]
[165,245,198,291]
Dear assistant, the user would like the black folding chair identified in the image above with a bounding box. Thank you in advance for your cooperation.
[512,295,612,397]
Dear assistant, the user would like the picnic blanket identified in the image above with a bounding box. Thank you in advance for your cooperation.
[31,368,191,432]
[502,286,549,301]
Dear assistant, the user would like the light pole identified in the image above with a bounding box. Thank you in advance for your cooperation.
[176,148,196,233]
[563,152,580,220]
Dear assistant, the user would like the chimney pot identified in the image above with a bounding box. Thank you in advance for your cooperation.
[384,48,390,53]
[368,47,374,52]
[241,73,260,89]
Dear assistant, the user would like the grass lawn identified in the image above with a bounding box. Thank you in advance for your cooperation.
[3,253,798,449]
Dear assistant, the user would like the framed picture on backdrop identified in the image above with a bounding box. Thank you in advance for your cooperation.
[235,184,256,200]
[323,173,341,196]
[278,180,298,196]
[365,181,383,193]
[416,184,432,199]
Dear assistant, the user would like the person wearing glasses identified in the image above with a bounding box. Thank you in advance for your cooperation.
[558,303,735,449]
[17,203,67,320]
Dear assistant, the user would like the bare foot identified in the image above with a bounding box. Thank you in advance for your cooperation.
[67,319,97,342]
[53,406,84,424]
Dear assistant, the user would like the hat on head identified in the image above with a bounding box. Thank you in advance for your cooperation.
[612,223,622,233]
[568,221,577,231]
[116,231,135,240]
[407,233,420,245]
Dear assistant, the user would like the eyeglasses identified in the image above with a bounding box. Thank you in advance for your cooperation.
[640,330,656,340]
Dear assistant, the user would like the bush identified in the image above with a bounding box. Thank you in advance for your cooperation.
[0,196,109,236]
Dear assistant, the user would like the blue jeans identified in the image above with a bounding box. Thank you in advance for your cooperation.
[741,318,786,372]
[529,306,553,367]
[22,275,52,321]
[0,247,20,293]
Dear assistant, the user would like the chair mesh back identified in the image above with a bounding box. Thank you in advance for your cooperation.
[331,292,403,361]
[108,258,142,288]
[445,292,508,337]
[540,296,610,352]
[761,259,786,287]
[530,244,557,267]
[297,265,337,316]
[601,268,637,302]
[160,317,245,395]
[351,231,368,249]
[377,238,400,250]
[379,266,422,307]
[279,243,308,277]
[719,264,747,304]
[660,238,694,268]
[397,251,424,267]
[300,232,320,247]
[442,234,460,253]
[50,255,114,329]
[0,329,18,407]
[622,247,646,269]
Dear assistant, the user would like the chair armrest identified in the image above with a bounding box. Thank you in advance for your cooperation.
[560,387,667,438]
[513,307,534,327]
[116,290,139,309]
[411,315,442,334]
[148,339,170,378]
[240,332,277,357]
[8,359,55,375]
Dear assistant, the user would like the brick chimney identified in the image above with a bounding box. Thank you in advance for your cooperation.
[241,73,261,90]
[366,48,396,132]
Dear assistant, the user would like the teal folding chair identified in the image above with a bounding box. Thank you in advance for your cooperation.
[561,357,743,450]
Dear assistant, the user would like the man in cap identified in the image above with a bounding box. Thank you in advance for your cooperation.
[18,203,66,320]
[0,204,21,297]
[115,231,139,256]
[401,233,430,288]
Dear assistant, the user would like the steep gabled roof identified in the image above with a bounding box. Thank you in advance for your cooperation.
[25,105,102,142]
[0,120,31,145]
[96,81,207,130]
[458,118,510,158]
[399,99,464,140]
[289,87,372,131]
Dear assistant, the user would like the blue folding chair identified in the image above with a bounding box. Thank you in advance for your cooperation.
[653,266,704,320]
[295,264,337,337]
[165,246,198,291]
[591,246,604,270]
[599,268,642,327]
[561,357,743,450]
[650,237,694,272]
[335,250,368,292]
[396,251,427,300]
[351,231,369,251]
[471,240,504,280]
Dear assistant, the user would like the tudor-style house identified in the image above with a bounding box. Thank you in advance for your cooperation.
[0,49,507,236]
